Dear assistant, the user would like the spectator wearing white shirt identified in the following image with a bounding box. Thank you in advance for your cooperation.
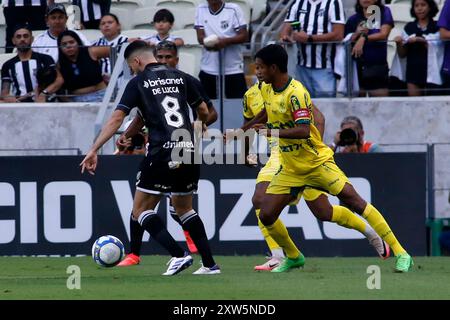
[195,0,248,99]
[32,3,91,62]
[142,9,184,47]
[93,13,128,84]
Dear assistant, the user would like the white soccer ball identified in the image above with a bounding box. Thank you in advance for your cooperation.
[91,235,125,267]
[203,34,219,48]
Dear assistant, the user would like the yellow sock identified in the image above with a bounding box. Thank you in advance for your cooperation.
[362,203,406,256]
[331,205,367,234]
[265,218,300,259]
[256,209,280,252]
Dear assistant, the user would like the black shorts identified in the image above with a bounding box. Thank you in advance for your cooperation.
[135,157,200,195]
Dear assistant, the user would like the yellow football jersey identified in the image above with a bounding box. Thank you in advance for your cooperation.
[261,77,334,174]
[242,82,278,155]
[243,82,265,119]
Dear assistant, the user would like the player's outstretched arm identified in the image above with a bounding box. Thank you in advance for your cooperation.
[80,110,127,175]
[241,109,267,131]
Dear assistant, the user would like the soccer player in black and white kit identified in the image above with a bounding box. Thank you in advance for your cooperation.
[80,40,220,275]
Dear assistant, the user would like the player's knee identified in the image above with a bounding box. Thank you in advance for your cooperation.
[311,204,333,221]
[313,209,332,221]
[338,184,366,214]
[259,210,276,226]
[252,193,264,209]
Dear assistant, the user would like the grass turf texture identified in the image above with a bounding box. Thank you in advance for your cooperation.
[0,256,449,300]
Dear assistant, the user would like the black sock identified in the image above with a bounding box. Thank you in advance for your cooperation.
[138,210,185,257]
[130,213,145,256]
[180,210,216,268]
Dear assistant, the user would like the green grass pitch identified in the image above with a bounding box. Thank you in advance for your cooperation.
[1,256,449,300]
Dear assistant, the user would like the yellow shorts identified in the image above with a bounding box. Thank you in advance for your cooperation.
[256,153,327,204]
[256,152,282,184]
[266,158,350,198]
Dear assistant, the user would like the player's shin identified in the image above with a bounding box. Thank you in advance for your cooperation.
[138,210,185,257]
[130,212,145,256]
[362,203,407,256]
[179,210,216,268]
[256,209,284,258]
[331,205,367,234]
[264,218,300,259]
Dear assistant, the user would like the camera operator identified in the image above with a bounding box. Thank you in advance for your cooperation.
[114,119,147,155]
[331,116,381,153]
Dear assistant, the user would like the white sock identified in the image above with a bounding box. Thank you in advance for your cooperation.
[271,248,285,259]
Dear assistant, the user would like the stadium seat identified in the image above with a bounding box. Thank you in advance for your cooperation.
[178,45,201,76]
[79,29,103,42]
[128,6,160,29]
[0,53,16,69]
[387,4,414,24]
[155,0,197,10]
[170,7,196,30]
[172,29,198,45]
[226,0,251,24]
[390,0,410,4]
[110,6,133,30]
[178,50,198,76]
[54,0,72,4]
[111,0,145,8]
[121,29,155,39]
[248,0,267,22]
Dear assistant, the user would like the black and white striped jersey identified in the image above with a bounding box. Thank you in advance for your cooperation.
[285,0,345,69]
[93,34,128,75]
[1,51,55,97]
[2,0,46,7]
[72,0,102,22]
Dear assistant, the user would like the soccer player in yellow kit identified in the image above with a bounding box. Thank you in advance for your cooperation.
[242,81,390,272]
[245,44,413,273]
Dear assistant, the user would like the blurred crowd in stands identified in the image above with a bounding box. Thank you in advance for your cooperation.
[1,0,450,102]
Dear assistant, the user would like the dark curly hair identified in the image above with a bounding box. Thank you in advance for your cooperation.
[410,0,439,19]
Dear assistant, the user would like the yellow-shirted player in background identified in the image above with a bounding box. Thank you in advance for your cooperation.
[244,44,412,273]
[242,80,390,272]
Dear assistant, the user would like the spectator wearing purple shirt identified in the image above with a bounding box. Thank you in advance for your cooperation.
[345,0,394,96]
[438,0,450,93]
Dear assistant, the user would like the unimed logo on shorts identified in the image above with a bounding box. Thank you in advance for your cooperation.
[0,178,370,245]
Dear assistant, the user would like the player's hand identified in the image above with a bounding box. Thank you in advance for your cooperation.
[352,37,365,58]
[253,124,271,137]
[80,150,98,175]
[292,31,308,43]
[214,38,228,50]
[394,36,403,46]
[245,153,258,168]
[356,24,369,35]
[116,134,132,151]
[280,34,294,43]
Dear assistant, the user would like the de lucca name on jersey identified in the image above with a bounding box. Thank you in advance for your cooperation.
[143,77,184,95]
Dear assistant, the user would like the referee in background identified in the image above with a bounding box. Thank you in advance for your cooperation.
[2,0,53,53]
